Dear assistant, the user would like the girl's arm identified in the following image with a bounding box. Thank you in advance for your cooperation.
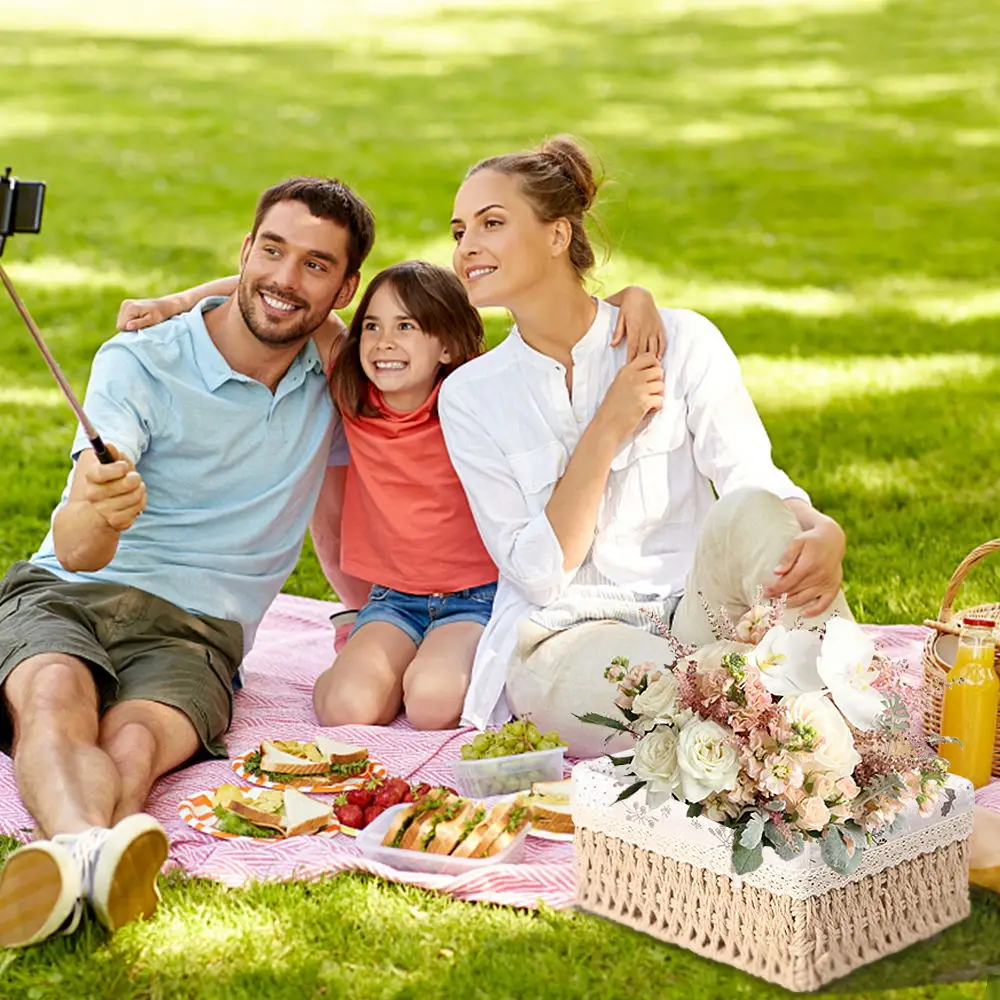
[606,285,666,360]
[310,464,373,610]
[116,275,238,331]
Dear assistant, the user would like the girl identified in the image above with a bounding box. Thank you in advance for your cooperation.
[311,260,495,729]
[438,136,852,754]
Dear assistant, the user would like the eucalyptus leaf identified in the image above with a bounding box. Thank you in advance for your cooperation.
[575,711,632,733]
[821,826,863,875]
[763,819,804,860]
[738,812,765,850]
[732,839,764,874]
[686,802,704,819]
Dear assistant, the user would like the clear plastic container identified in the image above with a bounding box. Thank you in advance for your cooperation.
[451,746,566,798]
[355,803,530,874]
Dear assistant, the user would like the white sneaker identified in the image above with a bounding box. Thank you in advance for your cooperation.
[0,840,83,948]
[56,814,169,933]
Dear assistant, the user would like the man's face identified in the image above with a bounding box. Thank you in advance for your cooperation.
[238,200,355,347]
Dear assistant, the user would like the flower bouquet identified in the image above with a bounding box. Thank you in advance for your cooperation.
[578,596,952,876]
[572,597,973,990]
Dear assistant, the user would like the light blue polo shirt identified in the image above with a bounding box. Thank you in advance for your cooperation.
[32,297,348,650]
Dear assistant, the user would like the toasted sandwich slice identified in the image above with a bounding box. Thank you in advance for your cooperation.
[220,786,287,837]
[423,799,479,855]
[530,778,572,803]
[450,802,505,858]
[260,740,331,776]
[313,736,369,766]
[398,793,457,851]
[382,802,422,849]
[528,777,574,835]
[478,798,531,856]
[282,787,333,837]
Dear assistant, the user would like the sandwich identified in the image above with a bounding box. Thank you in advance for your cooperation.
[212,783,333,838]
[380,793,531,858]
[526,777,574,836]
[447,797,531,858]
[244,737,371,785]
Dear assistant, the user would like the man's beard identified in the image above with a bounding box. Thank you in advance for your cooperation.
[237,279,330,346]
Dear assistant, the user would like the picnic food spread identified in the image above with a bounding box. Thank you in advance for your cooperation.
[333,778,458,831]
[381,790,531,858]
[212,784,333,838]
[243,738,371,786]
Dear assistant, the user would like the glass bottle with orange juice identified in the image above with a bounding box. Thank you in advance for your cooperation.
[939,617,999,788]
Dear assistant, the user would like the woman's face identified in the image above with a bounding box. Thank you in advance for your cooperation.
[451,169,560,309]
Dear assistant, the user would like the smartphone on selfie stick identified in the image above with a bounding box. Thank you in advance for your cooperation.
[0,167,114,464]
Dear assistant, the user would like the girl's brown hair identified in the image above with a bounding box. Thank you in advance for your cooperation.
[329,260,486,418]
[466,135,601,278]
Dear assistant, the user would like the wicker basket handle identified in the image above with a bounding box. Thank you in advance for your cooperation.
[938,538,1000,622]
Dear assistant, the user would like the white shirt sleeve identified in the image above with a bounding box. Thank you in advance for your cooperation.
[673,310,809,504]
[439,382,574,607]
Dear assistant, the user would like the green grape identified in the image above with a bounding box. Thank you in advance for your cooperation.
[542,730,562,744]
[472,733,490,752]
[487,746,506,758]
[537,739,557,750]
[460,745,477,760]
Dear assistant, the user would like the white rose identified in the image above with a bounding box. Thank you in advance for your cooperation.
[631,726,681,799]
[689,640,753,675]
[676,718,740,802]
[780,692,861,780]
[632,671,681,722]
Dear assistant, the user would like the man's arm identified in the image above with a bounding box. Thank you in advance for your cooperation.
[52,445,146,572]
[310,465,372,609]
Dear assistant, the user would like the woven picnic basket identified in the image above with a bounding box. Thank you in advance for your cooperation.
[921,538,1000,779]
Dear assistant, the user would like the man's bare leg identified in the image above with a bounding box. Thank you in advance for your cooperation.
[5,653,122,838]
[98,699,200,824]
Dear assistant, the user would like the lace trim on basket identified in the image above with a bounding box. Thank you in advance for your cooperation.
[572,759,974,900]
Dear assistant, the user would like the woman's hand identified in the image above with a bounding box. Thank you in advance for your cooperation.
[116,295,185,332]
[765,515,846,616]
[594,352,665,446]
[608,285,667,361]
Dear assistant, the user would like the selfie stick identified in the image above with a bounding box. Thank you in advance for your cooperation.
[0,264,115,464]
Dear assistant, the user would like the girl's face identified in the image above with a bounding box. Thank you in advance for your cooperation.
[451,169,563,310]
[359,283,451,412]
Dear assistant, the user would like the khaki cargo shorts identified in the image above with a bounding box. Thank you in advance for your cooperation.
[0,561,244,757]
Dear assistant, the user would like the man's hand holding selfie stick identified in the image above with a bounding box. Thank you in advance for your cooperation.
[0,167,146,561]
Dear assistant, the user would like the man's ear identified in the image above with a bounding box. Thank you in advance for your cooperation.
[550,218,572,258]
[239,233,252,272]
[334,271,361,310]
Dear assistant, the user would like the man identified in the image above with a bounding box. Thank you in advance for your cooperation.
[0,176,375,948]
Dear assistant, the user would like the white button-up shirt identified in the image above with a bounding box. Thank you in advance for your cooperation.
[439,301,808,729]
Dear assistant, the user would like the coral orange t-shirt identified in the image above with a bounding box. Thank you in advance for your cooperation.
[340,382,497,595]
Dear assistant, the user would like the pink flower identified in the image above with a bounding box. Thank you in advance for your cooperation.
[796,796,832,832]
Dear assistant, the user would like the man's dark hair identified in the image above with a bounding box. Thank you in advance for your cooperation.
[250,177,376,276]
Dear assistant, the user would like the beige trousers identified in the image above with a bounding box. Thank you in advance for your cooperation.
[507,488,853,758]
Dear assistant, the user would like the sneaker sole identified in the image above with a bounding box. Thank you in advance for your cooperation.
[0,846,76,948]
[92,822,169,933]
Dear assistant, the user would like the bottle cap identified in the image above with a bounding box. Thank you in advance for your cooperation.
[961,617,997,628]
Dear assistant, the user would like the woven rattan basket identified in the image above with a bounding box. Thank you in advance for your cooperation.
[921,539,1000,779]
[573,760,974,993]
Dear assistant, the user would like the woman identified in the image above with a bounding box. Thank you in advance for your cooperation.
[439,136,852,756]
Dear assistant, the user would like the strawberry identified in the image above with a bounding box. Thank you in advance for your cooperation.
[345,788,373,808]
[335,803,364,829]
[411,782,432,798]
[387,777,410,797]
[374,784,404,808]
[364,804,385,825]
[402,789,414,803]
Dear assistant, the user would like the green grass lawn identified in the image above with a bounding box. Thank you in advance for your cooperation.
[2,0,999,995]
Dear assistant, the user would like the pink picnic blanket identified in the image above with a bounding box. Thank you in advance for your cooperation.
[0,596,996,910]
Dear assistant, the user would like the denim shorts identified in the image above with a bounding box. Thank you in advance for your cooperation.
[352,582,497,646]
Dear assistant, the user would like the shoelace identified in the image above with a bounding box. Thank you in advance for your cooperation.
[53,827,110,901]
